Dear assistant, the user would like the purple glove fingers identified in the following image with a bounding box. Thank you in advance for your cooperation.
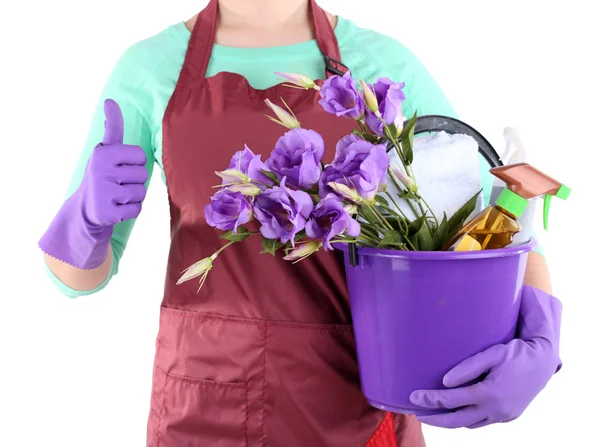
[113,165,149,185]
[466,418,491,429]
[442,344,507,388]
[410,384,482,410]
[109,183,147,206]
[99,143,147,167]
[417,407,486,430]
[115,202,143,222]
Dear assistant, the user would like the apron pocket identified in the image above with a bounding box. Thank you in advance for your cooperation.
[158,373,248,447]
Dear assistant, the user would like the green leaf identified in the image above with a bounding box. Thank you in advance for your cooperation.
[353,129,381,143]
[384,217,401,232]
[359,206,379,225]
[405,216,428,251]
[407,216,428,236]
[388,123,400,140]
[447,190,482,239]
[398,190,418,201]
[401,112,417,165]
[220,227,251,242]
[432,213,450,251]
[261,169,279,183]
[409,217,434,251]
[380,230,405,248]
[260,237,283,256]
[375,195,390,207]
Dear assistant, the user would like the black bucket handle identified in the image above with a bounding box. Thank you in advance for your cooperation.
[348,115,503,266]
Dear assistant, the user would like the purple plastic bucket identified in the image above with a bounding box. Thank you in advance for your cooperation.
[336,240,535,416]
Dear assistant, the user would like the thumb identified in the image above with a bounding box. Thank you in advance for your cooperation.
[101,99,124,146]
[443,344,507,388]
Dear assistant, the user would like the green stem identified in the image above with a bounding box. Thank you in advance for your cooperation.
[416,201,434,234]
[340,231,379,247]
[356,120,367,133]
[214,240,236,257]
[359,226,381,244]
[379,116,415,179]
[359,234,379,246]
[384,192,410,233]
[388,173,422,220]
[417,194,440,228]
[403,236,418,251]
[404,198,421,220]
[378,203,405,222]
[378,203,412,236]
[384,191,405,215]
[366,203,395,231]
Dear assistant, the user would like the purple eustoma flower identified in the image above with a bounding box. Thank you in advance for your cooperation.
[225,145,274,186]
[319,72,364,119]
[364,78,406,136]
[318,134,390,202]
[266,128,325,189]
[253,178,314,244]
[204,189,253,233]
[306,194,361,250]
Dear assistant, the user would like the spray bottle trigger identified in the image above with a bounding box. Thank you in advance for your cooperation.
[543,185,571,230]
[543,194,552,230]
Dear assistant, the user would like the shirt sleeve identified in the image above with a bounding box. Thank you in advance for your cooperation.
[46,47,156,297]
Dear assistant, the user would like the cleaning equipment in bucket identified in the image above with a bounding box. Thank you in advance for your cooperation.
[339,115,553,415]
[490,127,538,246]
[445,162,571,251]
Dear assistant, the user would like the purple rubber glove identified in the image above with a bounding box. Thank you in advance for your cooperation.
[39,99,148,269]
[410,285,562,429]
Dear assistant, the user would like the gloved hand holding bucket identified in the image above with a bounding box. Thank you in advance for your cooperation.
[337,116,567,427]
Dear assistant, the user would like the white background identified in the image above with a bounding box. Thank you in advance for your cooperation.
[1,1,598,446]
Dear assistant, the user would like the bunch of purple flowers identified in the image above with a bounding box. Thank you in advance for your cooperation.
[178,72,479,289]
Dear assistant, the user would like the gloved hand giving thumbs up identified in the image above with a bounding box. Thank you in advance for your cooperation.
[39,99,148,269]
[81,99,148,227]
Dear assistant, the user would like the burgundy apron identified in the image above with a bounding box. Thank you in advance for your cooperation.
[146,1,425,445]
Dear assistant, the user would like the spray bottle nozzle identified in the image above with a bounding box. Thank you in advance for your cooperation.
[490,163,570,231]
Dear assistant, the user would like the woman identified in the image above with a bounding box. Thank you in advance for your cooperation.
[39,0,562,445]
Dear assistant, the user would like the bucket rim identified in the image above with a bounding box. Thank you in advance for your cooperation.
[333,239,536,260]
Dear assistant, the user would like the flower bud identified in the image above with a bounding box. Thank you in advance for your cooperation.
[360,80,379,113]
[227,183,261,197]
[275,72,318,90]
[328,182,363,203]
[177,255,216,291]
[265,99,301,129]
[391,165,418,193]
[216,169,250,185]
[283,240,322,262]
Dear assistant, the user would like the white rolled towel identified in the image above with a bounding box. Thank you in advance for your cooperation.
[387,131,485,222]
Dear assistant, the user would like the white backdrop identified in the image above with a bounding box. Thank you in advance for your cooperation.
[1,1,598,446]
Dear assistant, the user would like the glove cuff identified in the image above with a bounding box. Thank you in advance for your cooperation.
[38,193,113,269]
[518,285,563,373]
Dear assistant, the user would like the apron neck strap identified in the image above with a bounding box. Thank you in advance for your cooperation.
[186,0,348,82]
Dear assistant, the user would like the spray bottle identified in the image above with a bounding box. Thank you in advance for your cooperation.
[445,163,570,251]
[490,128,537,246]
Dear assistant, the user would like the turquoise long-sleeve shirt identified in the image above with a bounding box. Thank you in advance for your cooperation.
[48,17,497,297]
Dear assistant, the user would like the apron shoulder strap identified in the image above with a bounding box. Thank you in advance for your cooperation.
[310,0,348,77]
[180,0,348,84]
